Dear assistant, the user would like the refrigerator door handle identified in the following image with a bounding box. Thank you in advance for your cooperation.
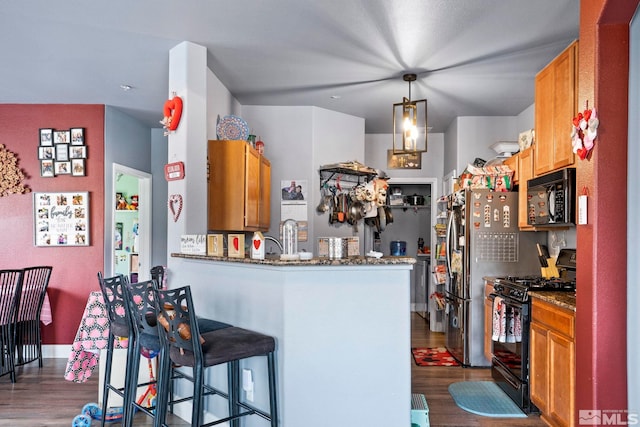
[446,210,455,278]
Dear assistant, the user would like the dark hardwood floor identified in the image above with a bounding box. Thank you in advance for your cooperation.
[411,312,545,427]
[0,314,545,426]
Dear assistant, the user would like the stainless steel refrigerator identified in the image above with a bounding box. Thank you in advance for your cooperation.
[443,188,544,367]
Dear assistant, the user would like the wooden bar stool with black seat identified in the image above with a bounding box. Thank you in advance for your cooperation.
[97,272,137,427]
[0,269,24,383]
[154,285,278,427]
[15,266,52,368]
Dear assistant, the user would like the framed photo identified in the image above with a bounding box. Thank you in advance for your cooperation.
[71,159,85,176]
[38,146,54,160]
[33,191,90,246]
[54,161,71,175]
[387,149,422,169]
[70,128,85,145]
[115,222,123,250]
[53,130,70,144]
[55,143,69,161]
[40,160,54,177]
[69,145,87,159]
[39,128,53,146]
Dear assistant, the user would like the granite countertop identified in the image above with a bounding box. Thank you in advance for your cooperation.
[529,291,576,311]
[171,252,416,266]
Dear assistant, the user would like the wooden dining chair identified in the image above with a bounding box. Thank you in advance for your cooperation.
[15,266,52,367]
[0,269,24,383]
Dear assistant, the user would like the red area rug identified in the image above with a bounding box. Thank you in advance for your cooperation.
[412,347,460,367]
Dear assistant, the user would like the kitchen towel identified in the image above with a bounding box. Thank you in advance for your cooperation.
[491,296,506,342]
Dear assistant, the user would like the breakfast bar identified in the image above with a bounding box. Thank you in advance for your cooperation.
[168,253,415,427]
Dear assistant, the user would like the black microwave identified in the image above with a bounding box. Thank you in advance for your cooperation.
[526,168,576,227]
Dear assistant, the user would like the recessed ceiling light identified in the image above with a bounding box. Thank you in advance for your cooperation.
[120,84,133,91]
[330,95,341,99]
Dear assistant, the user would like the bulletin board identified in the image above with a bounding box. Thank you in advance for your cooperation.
[33,191,90,246]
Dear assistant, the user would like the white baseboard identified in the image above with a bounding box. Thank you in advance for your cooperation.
[43,344,77,358]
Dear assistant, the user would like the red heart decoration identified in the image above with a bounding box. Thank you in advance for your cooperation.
[583,109,592,121]
[572,117,580,127]
[577,147,588,160]
[253,239,261,250]
[162,96,183,131]
[233,237,239,251]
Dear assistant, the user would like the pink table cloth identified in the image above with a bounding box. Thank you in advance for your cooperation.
[40,292,52,325]
[64,291,128,383]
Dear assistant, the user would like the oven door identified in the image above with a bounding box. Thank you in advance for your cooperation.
[489,294,527,381]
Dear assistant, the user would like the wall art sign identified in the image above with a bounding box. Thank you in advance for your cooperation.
[33,191,90,246]
[39,127,87,177]
[387,149,422,169]
[164,161,185,181]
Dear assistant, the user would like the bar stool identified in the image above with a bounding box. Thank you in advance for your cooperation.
[122,278,163,427]
[0,269,24,383]
[97,272,137,427]
[154,285,278,427]
[124,279,234,427]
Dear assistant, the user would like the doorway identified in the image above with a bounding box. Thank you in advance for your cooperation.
[110,164,152,281]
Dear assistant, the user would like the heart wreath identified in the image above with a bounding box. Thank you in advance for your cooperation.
[168,194,183,222]
[160,95,183,134]
[571,106,598,160]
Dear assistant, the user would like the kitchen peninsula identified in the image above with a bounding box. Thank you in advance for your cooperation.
[170,253,415,427]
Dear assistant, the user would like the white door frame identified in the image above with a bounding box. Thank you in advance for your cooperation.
[110,163,152,280]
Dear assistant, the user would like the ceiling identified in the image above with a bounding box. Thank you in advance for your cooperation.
[0,1,579,134]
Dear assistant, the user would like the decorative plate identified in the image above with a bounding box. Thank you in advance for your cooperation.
[216,115,249,141]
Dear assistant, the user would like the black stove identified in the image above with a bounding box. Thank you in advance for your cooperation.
[489,248,576,414]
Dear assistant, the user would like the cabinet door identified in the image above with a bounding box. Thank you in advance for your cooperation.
[529,321,549,414]
[259,156,271,229]
[548,331,575,427]
[518,147,535,229]
[534,64,555,175]
[244,146,261,229]
[551,44,577,171]
[534,42,577,176]
[484,296,493,362]
[503,154,519,184]
[208,140,247,231]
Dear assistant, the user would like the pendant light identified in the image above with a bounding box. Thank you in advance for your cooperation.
[392,73,427,154]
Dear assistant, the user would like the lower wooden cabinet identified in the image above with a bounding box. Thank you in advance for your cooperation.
[530,297,575,427]
[483,282,494,362]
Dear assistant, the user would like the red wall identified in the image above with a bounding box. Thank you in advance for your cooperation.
[0,104,105,344]
[576,0,638,422]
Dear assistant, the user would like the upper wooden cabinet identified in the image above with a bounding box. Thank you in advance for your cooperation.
[207,140,271,232]
[534,41,578,176]
[503,154,519,184]
[517,147,535,230]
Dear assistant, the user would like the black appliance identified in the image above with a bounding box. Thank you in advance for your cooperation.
[489,248,576,413]
[527,168,576,227]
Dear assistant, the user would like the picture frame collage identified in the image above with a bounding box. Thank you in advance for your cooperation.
[38,127,87,177]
